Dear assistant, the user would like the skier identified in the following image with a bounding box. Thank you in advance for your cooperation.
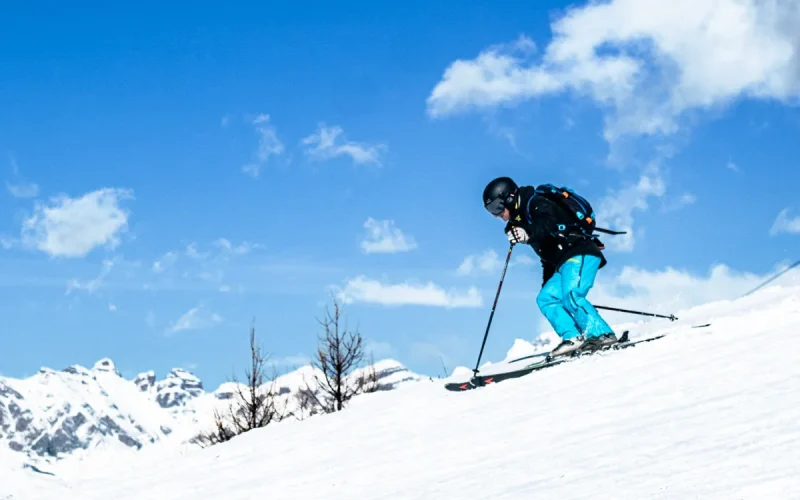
[482,176,618,356]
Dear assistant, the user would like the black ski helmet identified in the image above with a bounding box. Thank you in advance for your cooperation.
[483,176,518,216]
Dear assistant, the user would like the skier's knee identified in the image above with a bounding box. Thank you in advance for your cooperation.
[536,290,550,311]
[563,290,583,313]
[536,293,559,312]
[561,295,574,314]
[537,283,562,308]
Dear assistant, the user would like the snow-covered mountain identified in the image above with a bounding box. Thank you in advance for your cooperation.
[0,355,425,467]
[5,282,799,500]
[0,358,178,462]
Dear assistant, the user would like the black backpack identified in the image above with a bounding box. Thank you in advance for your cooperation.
[531,184,625,238]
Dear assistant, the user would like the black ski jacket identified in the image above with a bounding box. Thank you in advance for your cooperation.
[505,185,607,285]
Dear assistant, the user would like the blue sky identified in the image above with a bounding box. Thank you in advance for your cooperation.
[2,0,799,389]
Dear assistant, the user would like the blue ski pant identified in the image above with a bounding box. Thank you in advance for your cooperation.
[536,254,612,340]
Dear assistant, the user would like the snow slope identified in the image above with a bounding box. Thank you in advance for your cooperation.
[5,284,800,499]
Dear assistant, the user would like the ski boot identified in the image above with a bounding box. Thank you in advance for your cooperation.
[579,332,619,354]
[546,335,585,360]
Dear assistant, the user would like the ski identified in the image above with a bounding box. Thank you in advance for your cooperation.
[504,323,710,365]
[444,357,568,392]
[444,330,669,392]
[504,331,630,365]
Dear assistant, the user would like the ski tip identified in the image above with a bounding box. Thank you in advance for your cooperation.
[445,382,476,392]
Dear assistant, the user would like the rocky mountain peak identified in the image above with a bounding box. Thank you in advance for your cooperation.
[92,358,120,376]
[154,368,204,409]
[133,371,156,392]
[61,364,91,377]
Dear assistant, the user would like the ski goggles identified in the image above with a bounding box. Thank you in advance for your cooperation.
[484,197,506,216]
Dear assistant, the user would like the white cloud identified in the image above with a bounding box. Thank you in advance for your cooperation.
[20,188,133,258]
[185,242,209,260]
[267,354,312,368]
[514,254,536,267]
[66,257,117,294]
[597,164,666,252]
[198,269,224,284]
[426,0,800,142]
[457,248,535,276]
[770,208,800,235]
[6,157,39,198]
[146,239,260,294]
[360,218,417,254]
[591,262,798,317]
[240,113,284,178]
[168,306,223,334]
[177,239,262,263]
[457,249,503,276]
[254,115,284,162]
[213,238,262,255]
[660,192,697,213]
[152,251,178,273]
[335,276,482,308]
[242,164,261,178]
[6,180,38,198]
[302,123,386,166]
[365,340,394,358]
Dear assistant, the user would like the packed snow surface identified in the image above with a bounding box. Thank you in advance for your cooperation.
[4,284,800,499]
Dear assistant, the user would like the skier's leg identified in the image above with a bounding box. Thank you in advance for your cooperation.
[558,255,615,343]
[537,272,583,356]
[537,273,580,340]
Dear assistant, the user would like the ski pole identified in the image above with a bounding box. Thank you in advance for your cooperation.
[472,243,513,377]
[594,305,678,321]
[594,227,628,235]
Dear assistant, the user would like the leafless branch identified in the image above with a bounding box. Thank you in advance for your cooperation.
[191,321,287,447]
[300,297,379,414]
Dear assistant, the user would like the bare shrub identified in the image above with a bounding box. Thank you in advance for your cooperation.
[192,322,287,447]
[298,297,379,415]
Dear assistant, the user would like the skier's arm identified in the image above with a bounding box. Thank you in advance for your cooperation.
[518,197,562,242]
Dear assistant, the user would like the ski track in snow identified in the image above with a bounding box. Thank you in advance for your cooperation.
[4,286,800,499]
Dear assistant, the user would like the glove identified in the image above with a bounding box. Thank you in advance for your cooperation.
[506,225,529,245]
